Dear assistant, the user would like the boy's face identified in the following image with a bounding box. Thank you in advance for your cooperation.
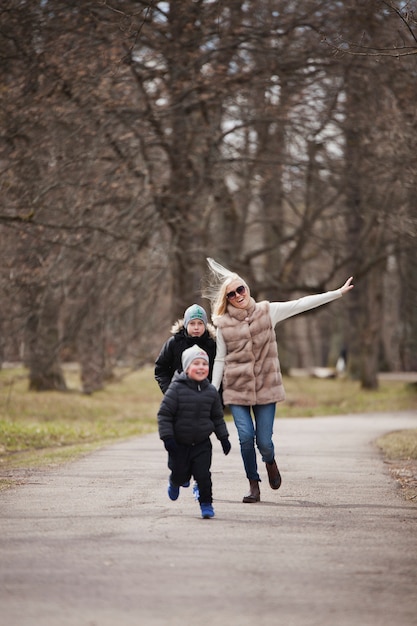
[187,319,206,337]
[186,358,209,382]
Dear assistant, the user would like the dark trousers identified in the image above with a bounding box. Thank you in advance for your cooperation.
[168,438,213,503]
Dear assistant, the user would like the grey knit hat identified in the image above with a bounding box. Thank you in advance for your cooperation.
[183,304,208,329]
[182,344,209,373]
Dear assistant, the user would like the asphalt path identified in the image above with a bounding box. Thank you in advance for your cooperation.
[1,411,417,626]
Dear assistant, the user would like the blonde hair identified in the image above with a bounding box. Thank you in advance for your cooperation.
[204,257,247,319]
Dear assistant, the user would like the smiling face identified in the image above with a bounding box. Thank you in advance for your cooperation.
[225,279,251,310]
[186,358,209,382]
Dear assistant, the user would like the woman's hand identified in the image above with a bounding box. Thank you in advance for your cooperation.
[340,276,354,295]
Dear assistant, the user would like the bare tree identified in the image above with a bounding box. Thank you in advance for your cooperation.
[0,0,164,390]
[1,0,416,393]
[328,0,417,386]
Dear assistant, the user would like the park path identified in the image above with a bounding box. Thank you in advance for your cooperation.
[1,411,416,626]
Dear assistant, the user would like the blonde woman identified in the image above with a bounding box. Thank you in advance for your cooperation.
[206,258,354,503]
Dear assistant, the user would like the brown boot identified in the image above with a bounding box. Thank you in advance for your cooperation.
[242,479,260,503]
[266,459,281,489]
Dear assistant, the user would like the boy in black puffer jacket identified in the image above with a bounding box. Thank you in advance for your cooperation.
[158,344,231,519]
[154,304,216,394]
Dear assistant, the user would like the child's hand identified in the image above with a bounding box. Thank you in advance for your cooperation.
[163,438,178,454]
[221,438,231,455]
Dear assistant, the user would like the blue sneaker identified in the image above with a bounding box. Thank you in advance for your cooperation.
[182,481,190,488]
[200,503,215,519]
[192,481,200,501]
[168,480,180,501]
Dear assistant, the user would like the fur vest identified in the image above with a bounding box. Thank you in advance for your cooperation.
[216,299,285,405]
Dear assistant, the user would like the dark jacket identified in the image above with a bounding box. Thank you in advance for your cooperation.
[157,372,228,446]
[154,320,217,393]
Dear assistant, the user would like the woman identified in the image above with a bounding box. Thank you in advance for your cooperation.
[206,258,354,504]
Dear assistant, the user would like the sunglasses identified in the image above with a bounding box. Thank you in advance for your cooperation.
[226,285,246,300]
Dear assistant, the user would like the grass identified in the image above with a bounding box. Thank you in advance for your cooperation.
[1,364,416,495]
[282,375,417,417]
[376,429,417,502]
[0,365,159,484]
[376,429,417,460]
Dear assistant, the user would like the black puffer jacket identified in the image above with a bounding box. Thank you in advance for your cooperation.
[157,372,228,446]
[154,321,217,393]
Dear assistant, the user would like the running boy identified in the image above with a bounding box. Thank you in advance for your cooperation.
[157,344,231,519]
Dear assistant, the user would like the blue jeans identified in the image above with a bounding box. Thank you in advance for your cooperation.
[229,403,276,481]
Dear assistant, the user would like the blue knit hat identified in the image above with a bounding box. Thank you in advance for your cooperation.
[182,344,209,373]
[183,304,208,329]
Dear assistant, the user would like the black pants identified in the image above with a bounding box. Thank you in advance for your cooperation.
[168,438,213,504]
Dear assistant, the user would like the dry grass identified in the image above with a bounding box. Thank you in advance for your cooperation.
[376,429,417,502]
[0,365,161,486]
[1,364,416,495]
[282,375,417,416]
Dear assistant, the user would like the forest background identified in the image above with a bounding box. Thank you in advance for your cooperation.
[1,0,416,395]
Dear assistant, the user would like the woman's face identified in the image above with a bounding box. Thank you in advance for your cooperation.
[225,279,251,309]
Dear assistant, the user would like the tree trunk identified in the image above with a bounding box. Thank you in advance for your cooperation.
[77,295,108,395]
[359,268,384,388]
[24,291,66,391]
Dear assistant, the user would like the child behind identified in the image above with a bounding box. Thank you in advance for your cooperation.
[154,304,216,394]
[157,344,231,519]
